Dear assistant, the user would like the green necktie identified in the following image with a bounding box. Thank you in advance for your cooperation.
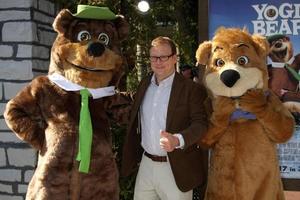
[285,64,300,81]
[76,89,93,173]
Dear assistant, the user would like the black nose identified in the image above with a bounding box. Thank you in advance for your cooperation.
[220,69,240,88]
[87,42,105,57]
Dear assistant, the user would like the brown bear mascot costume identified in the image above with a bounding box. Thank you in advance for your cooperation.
[196,27,295,200]
[4,5,129,200]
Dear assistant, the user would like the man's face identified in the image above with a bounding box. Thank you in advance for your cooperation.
[150,44,177,82]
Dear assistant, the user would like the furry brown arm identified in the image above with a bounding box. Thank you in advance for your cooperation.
[200,96,235,148]
[104,92,132,125]
[4,79,46,150]
[239,89,294,143]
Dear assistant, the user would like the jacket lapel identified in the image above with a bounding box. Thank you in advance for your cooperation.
[166,72,184,130]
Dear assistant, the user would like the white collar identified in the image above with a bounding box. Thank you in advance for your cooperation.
[151,72,175,87]
[270,56,295,68]
[48,73,115,99]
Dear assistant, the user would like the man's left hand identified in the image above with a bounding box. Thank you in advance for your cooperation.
[160,130,179,152]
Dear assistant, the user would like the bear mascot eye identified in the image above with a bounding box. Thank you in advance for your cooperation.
[77,30,91,41]
[237,56,249,65]
[98,33,110,45]
[215,58,225,67]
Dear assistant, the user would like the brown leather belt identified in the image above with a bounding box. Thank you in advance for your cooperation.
[144,151,167,162]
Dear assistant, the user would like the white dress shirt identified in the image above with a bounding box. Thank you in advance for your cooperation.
[140,73,175,156]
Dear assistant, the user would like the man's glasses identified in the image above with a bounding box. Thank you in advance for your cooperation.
[149,54,174,62]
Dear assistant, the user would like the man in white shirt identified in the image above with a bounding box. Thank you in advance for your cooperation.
[122,36,208,200]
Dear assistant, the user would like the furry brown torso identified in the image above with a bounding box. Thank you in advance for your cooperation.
[206,119,283,200]
[8,76,118,200]
[268,54,300,102]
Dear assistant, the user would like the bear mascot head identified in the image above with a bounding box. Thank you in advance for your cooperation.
[267,34,300,116]
[196,27,294,200]
[4,4,129,200]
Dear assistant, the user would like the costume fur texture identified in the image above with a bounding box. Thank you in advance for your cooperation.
[196,27,295,200]
[267,35,300,113]
[4,8,129,200]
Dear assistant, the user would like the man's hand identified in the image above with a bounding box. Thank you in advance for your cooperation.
[159,130,179,152]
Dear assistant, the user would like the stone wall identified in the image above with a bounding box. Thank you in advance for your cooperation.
[0,0,58,199]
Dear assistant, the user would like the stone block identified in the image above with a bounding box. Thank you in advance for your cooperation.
[2,22,38,42]
[0,118,9,131]
[7,148,36,167]
[38,29,57,46]
[0,132,25,144]
[37,23,53,30]
[0,148,6,167]
[0,83,2,100]
[0,195,23,200]
[0,169,21,182]
[0,11,30,21]
[34,11,55,24]
[0,183,12,193]
[0,0,35,8]
[0,103,5,116]
[0,60,33,80]
[18,184,28,194]
[17,45,50,59]
[3,82,30,100]
[32,59,50,71]
[24,170,34,183]
[39,0,55,15]
[0,45,13,57]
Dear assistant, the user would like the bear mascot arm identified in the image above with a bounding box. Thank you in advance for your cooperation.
[4,78,47,150]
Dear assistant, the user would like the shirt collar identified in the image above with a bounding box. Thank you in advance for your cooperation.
[48,73,115,99]
[151,72,175,87]
[270,56,295,68]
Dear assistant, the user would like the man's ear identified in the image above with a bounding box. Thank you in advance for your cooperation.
[114,15,129,42]
[53,9,73,34]
[252,34,269,58]
[196,41,212,65]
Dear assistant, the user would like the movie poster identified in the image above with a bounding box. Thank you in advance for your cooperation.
[209,0,300,179]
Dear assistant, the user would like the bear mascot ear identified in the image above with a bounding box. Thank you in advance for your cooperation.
[52,9,73,34]
[252,34,269,58]
[114,15,129,42]
[196,41,212,65]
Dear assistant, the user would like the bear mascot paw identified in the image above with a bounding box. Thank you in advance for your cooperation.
[4,5,130,200]
[196,27,295,200]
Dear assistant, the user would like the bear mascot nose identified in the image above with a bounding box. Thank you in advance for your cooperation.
[220,69,240,88]
[87,42,105,57]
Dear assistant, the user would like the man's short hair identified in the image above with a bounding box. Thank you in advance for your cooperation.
[151,36,177,55]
